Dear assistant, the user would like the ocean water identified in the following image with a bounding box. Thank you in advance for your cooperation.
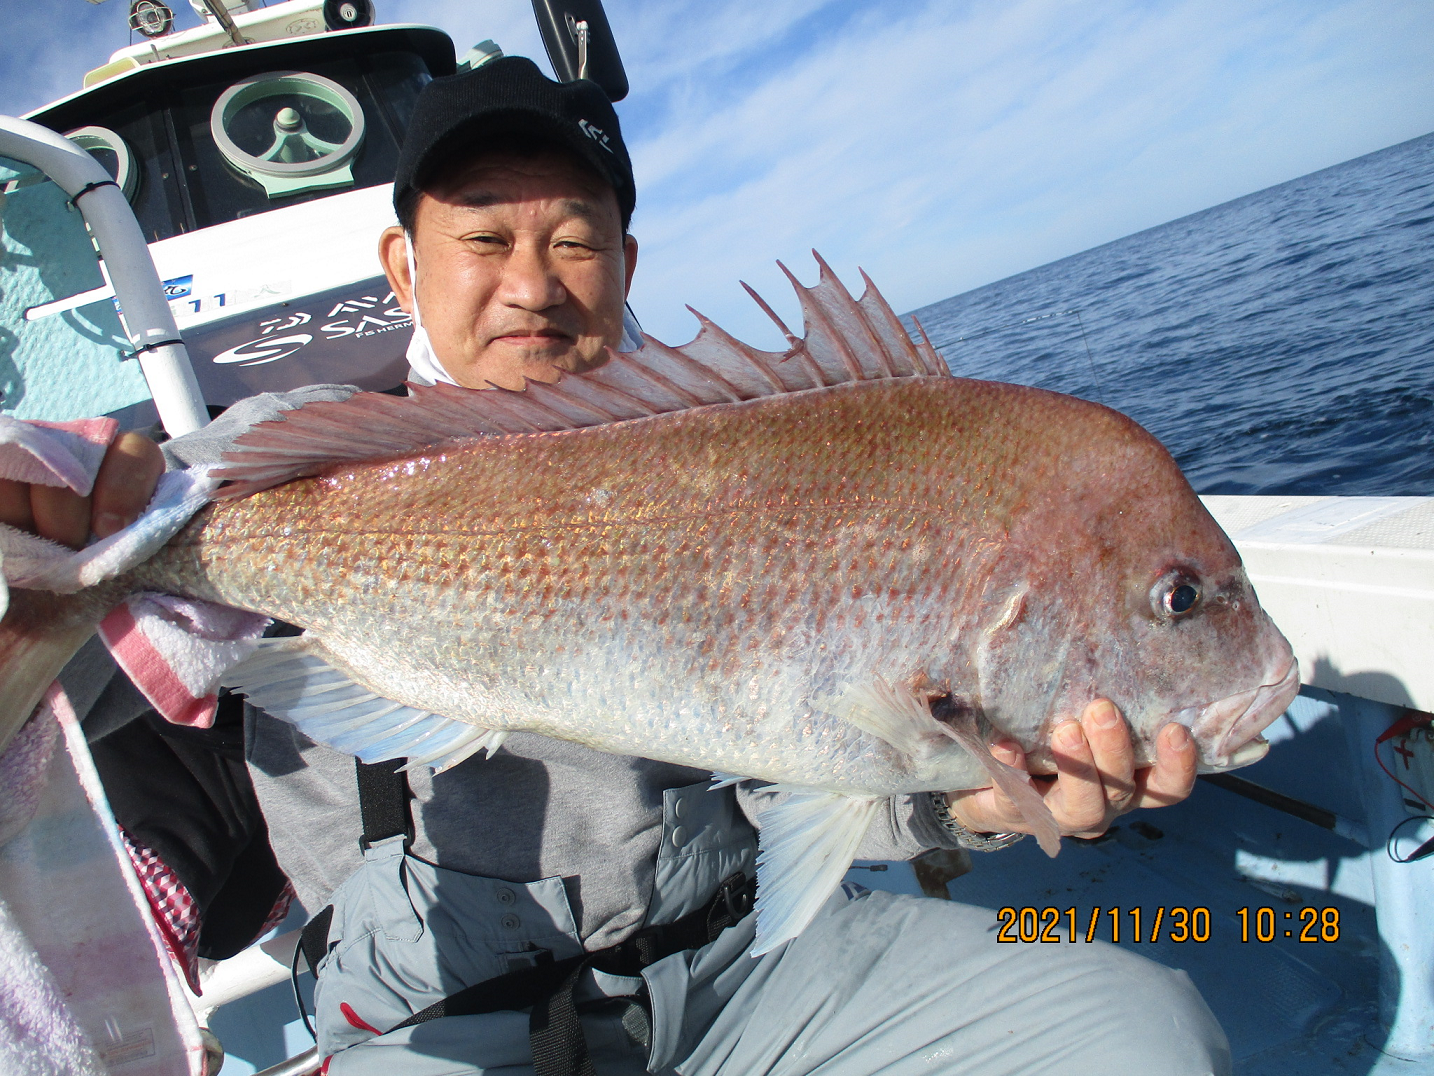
[905,132,1434,496]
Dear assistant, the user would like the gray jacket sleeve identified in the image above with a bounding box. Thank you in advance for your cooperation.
[732,784,964,862]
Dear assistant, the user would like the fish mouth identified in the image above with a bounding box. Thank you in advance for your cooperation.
[1188,659,1301,773]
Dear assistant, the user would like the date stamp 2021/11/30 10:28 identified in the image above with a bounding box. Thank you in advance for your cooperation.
[993,906,1342,944]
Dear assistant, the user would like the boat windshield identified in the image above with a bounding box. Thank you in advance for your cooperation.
[50,49,431,243]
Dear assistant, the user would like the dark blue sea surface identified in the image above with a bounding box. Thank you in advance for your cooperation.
[905,132,1434,496]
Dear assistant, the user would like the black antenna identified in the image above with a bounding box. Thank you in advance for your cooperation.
[530,0,629,101]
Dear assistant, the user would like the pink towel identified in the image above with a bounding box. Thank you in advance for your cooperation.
[0,686,203,1076]
[0,416,265,727]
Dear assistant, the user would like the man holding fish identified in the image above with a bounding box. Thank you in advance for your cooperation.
[9,57,1242,1075]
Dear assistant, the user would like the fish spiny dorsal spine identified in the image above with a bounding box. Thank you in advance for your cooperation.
[210,256,949,499]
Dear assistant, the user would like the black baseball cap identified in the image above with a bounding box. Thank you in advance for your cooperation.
[393,56,636,229]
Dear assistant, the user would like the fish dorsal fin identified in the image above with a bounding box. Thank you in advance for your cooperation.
[211,256,948,498]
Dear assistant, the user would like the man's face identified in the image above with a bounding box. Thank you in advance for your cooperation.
[380,148,637,391]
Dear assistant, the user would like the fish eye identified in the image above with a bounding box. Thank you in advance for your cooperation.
[1150,571,1203,621]
[1167,583,1199,616]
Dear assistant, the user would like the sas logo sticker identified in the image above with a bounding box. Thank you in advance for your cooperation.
[212,333,313,366]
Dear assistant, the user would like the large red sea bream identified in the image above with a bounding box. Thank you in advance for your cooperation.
[0,257,1298,951]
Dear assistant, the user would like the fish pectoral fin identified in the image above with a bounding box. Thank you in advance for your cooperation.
[222,638,505,773]
[936,718,1062,859]
[820,677,1062,858]
[816,675,955,760]
[751,789,884,956]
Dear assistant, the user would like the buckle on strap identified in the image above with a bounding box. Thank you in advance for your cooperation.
[707,871,756,936]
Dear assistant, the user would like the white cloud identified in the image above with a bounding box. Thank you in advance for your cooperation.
[1,1,161,117]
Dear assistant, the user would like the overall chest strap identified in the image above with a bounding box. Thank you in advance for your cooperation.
[301,758,755,1076]
[389,868,755,1076]
[295,758,414,1024]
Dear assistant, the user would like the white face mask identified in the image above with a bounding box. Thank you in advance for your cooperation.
[403,234,460,387]
[402,233,643,388]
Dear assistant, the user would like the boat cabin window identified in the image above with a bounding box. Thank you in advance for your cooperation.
[62,50,430,242]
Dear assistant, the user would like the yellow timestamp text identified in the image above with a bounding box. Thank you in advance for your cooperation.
[993,905,1341,944]
[1236,905,1341,943]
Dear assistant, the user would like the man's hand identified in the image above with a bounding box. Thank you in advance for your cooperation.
[0,432,165,549]
[944,699,1198,840]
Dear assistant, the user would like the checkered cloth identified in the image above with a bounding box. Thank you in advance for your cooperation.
[120,829,201,992]
[119,830,296,995]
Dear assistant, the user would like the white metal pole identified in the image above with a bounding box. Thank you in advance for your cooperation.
[0,115,208,436]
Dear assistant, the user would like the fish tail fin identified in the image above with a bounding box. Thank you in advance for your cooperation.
[0,587,122,756]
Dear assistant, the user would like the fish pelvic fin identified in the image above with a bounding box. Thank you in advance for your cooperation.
[751,789,884,956]
[210,256,950,498]
[223,638,506,773]
[821,676,1062,858]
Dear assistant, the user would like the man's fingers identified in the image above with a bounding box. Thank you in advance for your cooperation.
[10,432,163,549]
[1047,719,1108,833]
[1133,722,1198,810]
[945,739,1030,834]
[1081,698,1136,811]
[30,485,91,550]
[92,432,165,538]
[0,480,35,533]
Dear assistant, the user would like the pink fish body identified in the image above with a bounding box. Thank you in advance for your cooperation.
[2,258,1298,950]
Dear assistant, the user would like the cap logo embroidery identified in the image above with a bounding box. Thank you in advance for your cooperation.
[578,119,614,154]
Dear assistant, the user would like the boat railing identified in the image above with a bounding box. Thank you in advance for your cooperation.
[0,114,207,434]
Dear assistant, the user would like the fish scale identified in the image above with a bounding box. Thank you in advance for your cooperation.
[133,371,1256,793]
[135,381,994,789]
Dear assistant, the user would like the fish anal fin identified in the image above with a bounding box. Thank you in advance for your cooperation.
[211,256,946,497]
[222,637,502,774]
[752,790,884,955]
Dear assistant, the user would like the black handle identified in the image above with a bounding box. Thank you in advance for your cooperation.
[530,0,629,102]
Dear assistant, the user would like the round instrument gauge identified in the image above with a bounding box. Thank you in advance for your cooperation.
[66,126,139,201]
[210,71,365,198]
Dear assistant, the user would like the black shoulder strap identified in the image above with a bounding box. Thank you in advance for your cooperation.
[356,757,412,848]
[289,758,416,1035]
[299,905,334,973]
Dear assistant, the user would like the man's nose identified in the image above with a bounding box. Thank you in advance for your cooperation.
[498,244,566,311]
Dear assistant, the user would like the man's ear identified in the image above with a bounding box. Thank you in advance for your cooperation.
[622,234,639,299]
[378,225,414,312]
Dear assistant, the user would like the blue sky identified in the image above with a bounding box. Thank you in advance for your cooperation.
[6,0,1433,347]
